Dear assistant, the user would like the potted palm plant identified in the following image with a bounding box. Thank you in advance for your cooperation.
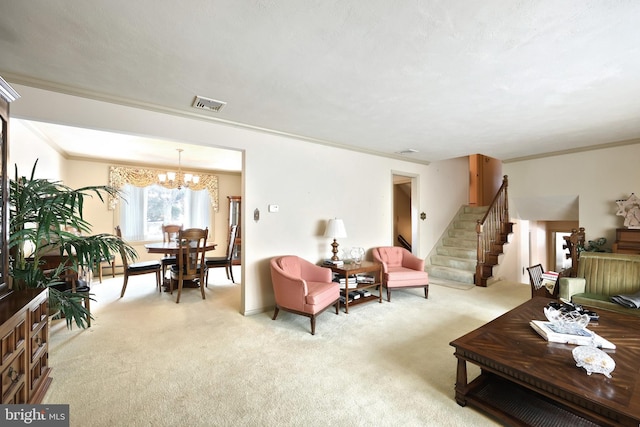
[9,161,137,328]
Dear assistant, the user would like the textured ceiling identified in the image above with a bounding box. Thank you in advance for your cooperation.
[2,1,640,165]
[11,119,242,172]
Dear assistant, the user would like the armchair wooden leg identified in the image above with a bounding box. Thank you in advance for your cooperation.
[310,316,316,335]
[424,285,429,299]
[387,287,392,302]
[272,306,280,320]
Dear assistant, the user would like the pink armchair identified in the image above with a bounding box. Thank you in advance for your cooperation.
[270,255,340,335]
[372,247,429,301]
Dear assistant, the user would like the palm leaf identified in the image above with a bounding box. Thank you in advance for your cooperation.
[9,160,136,329]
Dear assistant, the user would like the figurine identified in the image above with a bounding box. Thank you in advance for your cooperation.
[616,193,640,229]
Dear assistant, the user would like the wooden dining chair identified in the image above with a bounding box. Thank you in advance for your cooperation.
[527,263,559,299]
[115,226,162,297]
[96,255,116,283]
[169,227,209,303]
[161,224,182,280]
[205,225,238,285]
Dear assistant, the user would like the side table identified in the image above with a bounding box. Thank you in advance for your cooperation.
[612,228,640,255]
[327,261,382,314]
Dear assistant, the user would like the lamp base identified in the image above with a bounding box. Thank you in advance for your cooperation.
[330,239,340,261]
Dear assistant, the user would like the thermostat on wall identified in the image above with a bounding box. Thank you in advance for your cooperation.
[268,204,279,213]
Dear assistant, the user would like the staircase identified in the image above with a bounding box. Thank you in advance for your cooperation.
[426,206,487,285]
[427,205,515,286]
[426,205,513,286]
[427,175,514,287]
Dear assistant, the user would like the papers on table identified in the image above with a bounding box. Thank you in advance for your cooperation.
[529,320,616,349]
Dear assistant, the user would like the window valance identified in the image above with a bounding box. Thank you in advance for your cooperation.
[108,166,219,211]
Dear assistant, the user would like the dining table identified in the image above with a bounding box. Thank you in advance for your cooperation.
[144,241,218,255]
[144,241,218,288]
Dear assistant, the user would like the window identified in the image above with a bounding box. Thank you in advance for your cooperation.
[119,184,210,241]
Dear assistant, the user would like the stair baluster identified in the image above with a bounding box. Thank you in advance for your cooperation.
[475,175,510,287]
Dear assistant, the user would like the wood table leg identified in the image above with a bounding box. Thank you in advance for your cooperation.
[344,280,349,314]
[454,357,468,407]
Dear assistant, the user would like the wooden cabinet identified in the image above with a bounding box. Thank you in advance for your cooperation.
[0,79,51,404]
[228,196,241,265]
[0,288,51,404]
[612,228,640,255]
[0,315,27,404]
[0,77,18,295]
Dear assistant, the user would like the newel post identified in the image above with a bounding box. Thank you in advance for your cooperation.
[475,220,484,287]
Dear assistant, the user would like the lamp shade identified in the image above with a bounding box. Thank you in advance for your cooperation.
[324,218,347,239]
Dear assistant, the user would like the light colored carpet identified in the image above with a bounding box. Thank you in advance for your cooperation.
[43,270,530,426]
[428,278,475,291]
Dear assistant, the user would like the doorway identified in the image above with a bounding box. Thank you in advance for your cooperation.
[525,220,579,277]
[393,174,417,253]
[545,221,579,274]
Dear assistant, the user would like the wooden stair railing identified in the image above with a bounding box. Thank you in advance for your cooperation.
[475,175,510,287]
[397,234,411,252]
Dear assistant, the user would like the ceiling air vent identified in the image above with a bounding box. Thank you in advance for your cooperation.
[192,96,226,112]
[396,149,419,155]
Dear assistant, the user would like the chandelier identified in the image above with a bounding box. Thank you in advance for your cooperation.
[158,149,200,189]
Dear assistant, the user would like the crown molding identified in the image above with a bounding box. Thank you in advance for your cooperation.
[0,75,20,103]
[503,137,640,163]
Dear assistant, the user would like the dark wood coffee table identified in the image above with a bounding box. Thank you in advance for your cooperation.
[450,297,640,427]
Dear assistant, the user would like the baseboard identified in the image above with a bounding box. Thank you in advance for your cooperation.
[242,305,272,316]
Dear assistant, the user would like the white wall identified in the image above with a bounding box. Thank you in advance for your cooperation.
[10,84,468,315]
[502,142,640,283]
[10,119,65,180]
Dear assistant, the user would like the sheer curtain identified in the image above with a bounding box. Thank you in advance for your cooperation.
[121,185,145,240]
[189,190,210,228]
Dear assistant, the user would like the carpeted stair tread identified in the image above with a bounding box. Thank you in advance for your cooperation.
[442,237,477,249]
[426,265,475,284]
[453,220,478,231]
[427,205,493,285]
[430,254,476,271]
[436,246,476,259]
[447,229,477,239]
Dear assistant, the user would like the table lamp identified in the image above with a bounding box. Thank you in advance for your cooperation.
[324,218,347,261]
